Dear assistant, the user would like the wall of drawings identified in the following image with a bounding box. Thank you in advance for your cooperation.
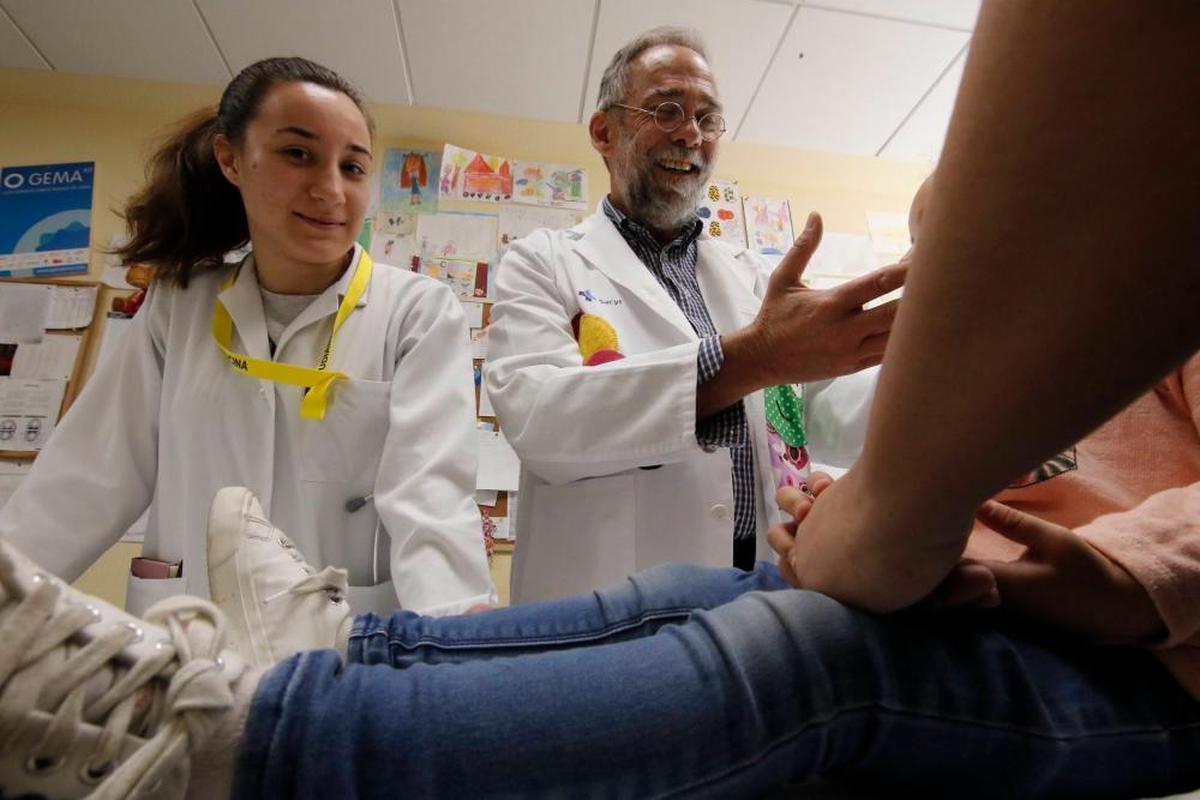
[362,141,592,549]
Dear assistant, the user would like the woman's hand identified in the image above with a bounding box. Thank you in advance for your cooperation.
[932,502,1166,642]
[767,472,835,584]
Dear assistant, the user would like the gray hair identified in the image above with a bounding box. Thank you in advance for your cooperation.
[596,26,709,110]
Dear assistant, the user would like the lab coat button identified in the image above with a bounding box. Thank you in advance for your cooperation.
[709,504,731,521]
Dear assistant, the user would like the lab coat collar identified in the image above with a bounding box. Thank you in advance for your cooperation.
[573,209,697,340]
[216,254,271,362]
[283,243,373,338]
[695,237,761,334]
[217,244,371,356]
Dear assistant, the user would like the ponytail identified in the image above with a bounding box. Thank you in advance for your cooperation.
[117,109,248,288]
[116,56,373,289]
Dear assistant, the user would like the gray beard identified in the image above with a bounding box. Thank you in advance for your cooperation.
[614,142,712,235]
[625,170,706,234]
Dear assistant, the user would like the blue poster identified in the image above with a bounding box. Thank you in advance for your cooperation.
[0,161,95,278]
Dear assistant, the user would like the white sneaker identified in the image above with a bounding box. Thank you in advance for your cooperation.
[206,487,352,668]
[0,539,243,799]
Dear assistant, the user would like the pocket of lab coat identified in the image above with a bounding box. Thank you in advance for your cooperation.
[299,377,391,483]
[124,575,185,616]
[299,477,386,587]
[517,473,636,602]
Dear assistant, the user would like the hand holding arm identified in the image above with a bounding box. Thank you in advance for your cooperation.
[932,502,1165,642]
[766,473,836,586]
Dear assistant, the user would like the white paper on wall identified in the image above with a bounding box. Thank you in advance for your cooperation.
[0,378,67,451]
[476,429,521,491]
[806,232,877,279]
[369,230,416,269]
[0,283,51,343]
[497,205,579,257]
[866,211,911,259]
[416,213,498,263]
[9,333,81,380]
[45,285,97,329]
[460,301,485,329]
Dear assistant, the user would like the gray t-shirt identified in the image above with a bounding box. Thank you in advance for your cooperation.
[259,287,320,353]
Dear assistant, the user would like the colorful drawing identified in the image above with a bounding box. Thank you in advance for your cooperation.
[743,196,795,256]
[513,162,543,202]
[415,256,489,299]
[513,160,589,209]
[440,144,513,202]
[465,153,512,200]
[696,178,747,248]
[380,149,440,215]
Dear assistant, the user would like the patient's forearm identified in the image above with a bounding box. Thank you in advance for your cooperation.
[856,0,1200,529]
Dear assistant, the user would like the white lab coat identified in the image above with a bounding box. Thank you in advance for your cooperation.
[0,244,495,616]
[486,209,875,603]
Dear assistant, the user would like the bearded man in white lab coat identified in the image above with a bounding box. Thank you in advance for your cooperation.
[486,27,905,602]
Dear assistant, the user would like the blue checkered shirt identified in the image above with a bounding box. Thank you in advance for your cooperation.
[602,198,756,543]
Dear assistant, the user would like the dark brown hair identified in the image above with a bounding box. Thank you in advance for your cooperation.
[117,56,374,287]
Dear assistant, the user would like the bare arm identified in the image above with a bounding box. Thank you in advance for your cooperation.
[788,0,1200,611]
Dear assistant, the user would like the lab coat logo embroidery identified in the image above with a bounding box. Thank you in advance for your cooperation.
[577,289,623,307]
[572,312,624,366]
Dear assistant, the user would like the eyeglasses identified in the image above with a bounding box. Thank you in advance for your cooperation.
[610,101,727,142]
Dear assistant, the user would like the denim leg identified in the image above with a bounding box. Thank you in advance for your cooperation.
[349,561,791,667]
[234,589,1200,800]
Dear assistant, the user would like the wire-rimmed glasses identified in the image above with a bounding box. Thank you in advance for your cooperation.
[610,101,726,142]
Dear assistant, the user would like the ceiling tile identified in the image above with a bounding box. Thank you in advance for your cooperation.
[737,7,967,156]
[878,43,966,162]
[397,0,594,122]
[584,0,795,128]
[0,6,46,70]
[3,0,228,83]
[808,0,980,31]
[197,0,411,105]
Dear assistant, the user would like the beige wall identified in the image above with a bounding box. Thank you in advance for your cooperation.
[1,67,931,608]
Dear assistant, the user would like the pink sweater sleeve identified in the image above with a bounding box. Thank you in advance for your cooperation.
[1079,482,1200,648]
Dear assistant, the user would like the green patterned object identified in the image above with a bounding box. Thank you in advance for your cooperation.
[764,384,806,447]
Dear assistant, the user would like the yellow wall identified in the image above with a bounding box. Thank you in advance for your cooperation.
[1,67,931,608]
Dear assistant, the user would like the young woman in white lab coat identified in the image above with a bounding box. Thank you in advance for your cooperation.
[0,57,495,616]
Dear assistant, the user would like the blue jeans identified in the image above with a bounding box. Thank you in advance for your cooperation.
[233,563,1200,799]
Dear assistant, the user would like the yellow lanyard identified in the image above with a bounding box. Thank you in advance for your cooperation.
[213,250,373,420]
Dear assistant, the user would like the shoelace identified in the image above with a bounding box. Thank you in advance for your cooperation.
[263,564,350,605]
[0,555,234,798]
